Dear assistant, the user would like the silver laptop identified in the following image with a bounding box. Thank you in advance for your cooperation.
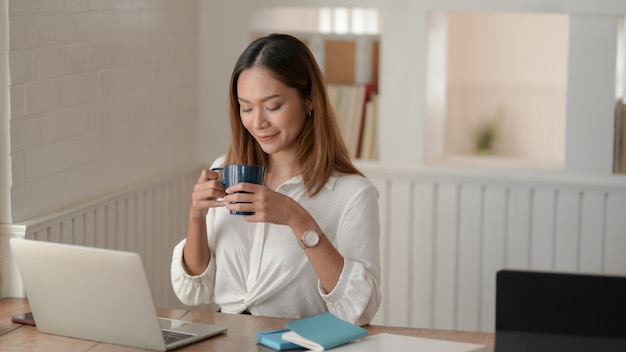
[10,238,226,351]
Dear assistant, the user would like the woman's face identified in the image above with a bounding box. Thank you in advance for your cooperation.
[237,66,309,158]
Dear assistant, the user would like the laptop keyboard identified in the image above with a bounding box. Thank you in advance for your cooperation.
[162,329,196,344]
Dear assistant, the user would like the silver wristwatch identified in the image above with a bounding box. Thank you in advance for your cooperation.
[299,229,321,249]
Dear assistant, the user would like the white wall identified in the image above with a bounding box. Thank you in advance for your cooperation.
[196,1,251,166]
[250,7,320,33]
[565,15,621,175]
[3,0,199,223]
[1,0,10,223]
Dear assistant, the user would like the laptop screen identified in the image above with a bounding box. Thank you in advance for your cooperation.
[495,269,626,352]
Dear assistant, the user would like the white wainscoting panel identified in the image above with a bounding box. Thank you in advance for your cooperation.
[361,164,626,332]
[1,167,200,310]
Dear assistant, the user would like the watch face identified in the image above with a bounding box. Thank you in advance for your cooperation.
[302,230,320,247]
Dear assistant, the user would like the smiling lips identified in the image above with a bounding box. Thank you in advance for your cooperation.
[256,133,278,142]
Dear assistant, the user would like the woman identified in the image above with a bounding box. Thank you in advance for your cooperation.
[171,33,380,325]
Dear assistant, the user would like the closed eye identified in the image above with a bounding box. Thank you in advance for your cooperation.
[267,105,281,112]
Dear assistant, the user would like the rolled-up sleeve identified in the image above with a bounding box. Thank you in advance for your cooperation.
[170,238,217,306]
[320,258,381,326]
[319,180,381,325]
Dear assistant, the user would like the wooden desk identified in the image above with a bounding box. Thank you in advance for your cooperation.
[0,298,494,351]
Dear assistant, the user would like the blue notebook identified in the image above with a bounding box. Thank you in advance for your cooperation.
[257,329,303,351]
[282,313,368,351]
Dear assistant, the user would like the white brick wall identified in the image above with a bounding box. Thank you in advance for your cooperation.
[7,0,199,222]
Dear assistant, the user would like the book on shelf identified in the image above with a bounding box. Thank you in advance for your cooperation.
[328,83,378,160]
[348,83,367,158]
[360,93,378,160]
[352,83,378,159]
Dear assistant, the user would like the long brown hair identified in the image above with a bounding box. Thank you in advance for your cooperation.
[225,33,362,196]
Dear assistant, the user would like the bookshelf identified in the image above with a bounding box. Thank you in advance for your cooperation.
[322,35,379,159]
[328,82,378,159]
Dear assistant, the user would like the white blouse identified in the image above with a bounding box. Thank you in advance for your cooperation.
[170,163,381,325]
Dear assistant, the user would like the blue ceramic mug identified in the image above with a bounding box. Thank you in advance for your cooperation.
[212,164,265,215]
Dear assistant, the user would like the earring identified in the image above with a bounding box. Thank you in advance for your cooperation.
[307,111,312,118]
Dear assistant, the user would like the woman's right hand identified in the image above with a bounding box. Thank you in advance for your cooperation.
[190,168,226,219]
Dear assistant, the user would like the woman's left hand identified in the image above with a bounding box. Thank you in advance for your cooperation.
[223,183,302,225]
[226,182,344,294]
